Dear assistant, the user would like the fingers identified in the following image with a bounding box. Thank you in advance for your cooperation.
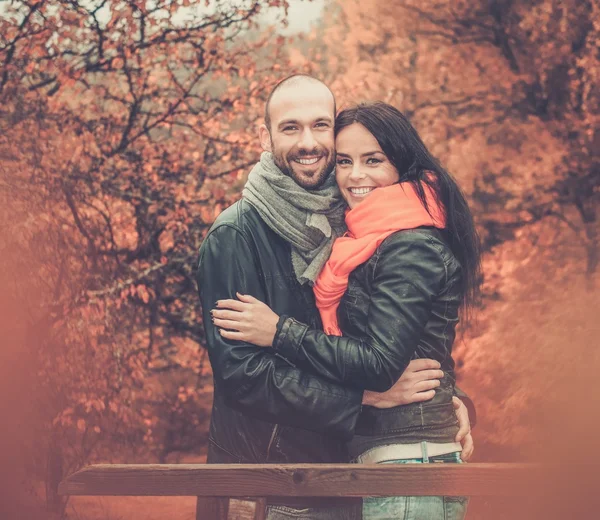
[406,359,441,372]
[212,318,244,331]
[409,390,436,403]
[412,379,441,393]
[218,329,246,341]
[212,309,243,320]
[455,421,470,443]
[236,292,259,303]
[453,397,471,442]
[215,299,246,311]
[460,433,474,461]
[411,369,444,382]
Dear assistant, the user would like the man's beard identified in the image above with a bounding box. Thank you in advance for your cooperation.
[272,147,336,190]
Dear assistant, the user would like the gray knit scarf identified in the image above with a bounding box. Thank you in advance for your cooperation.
[243,152,347,285]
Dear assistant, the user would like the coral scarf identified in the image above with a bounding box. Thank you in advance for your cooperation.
[314,181,446,335]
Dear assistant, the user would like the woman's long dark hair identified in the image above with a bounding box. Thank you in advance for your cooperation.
[336,102,482,317]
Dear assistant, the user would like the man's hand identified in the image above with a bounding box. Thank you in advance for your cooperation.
[453,396,474,461]
[362,359,443,408]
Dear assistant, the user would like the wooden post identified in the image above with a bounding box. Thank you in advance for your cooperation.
[253,498,267,520]
[196,497,228,520]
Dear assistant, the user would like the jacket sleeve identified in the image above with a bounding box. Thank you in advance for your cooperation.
[197,223,363,440]
[273,232,446,393]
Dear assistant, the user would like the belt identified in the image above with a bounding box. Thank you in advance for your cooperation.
[267,497,362,508]
[356,441,462,464]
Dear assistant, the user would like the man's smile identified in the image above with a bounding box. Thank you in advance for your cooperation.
[294,156,322,166]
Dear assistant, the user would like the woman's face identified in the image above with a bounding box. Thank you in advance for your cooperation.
[335,123,400,209]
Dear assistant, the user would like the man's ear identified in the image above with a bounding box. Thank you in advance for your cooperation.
[259,124,272,152]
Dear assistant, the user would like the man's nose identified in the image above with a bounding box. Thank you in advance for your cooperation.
[297,128,317,151]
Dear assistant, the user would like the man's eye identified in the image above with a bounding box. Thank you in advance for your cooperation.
[283,126,297,132]
[315,122,329,128]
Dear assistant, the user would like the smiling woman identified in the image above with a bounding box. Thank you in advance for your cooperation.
[335,123,401,209]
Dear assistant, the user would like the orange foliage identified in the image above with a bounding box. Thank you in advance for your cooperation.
[1,1,599,518]
[0,0,308,514]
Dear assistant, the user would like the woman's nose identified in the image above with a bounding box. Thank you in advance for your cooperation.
[348,164,366,180]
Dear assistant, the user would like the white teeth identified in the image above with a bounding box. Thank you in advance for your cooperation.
[348,187,375,195]
[296,157,319,165]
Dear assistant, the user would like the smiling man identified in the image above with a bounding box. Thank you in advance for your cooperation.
[196,74,473,520]
[259,76,337,190]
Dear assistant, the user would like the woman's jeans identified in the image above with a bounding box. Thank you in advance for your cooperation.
[363,452,468,520]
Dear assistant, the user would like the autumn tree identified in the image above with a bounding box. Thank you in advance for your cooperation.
[0,0,306,514]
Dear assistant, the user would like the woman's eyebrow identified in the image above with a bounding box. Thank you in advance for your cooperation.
[336,151,383,158]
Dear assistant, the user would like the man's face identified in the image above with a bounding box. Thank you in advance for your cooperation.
[261,83,336,190]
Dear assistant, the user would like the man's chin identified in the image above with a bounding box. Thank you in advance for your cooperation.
[291,169,329,190]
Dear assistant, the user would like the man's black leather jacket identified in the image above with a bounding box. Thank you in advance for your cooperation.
[197,200,474,467]
[197,199,363,466]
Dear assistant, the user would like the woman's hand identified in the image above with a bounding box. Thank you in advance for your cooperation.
[453,396,474,461]
[212,293,279,347]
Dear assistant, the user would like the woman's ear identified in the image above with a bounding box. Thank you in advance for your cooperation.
[259,124,272,152]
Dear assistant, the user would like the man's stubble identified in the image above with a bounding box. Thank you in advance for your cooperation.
[271,144,337,191]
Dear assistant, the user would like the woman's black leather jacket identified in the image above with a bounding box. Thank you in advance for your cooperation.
[273,228,465,457]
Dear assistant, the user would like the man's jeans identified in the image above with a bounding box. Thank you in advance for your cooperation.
[362,452,468,520]
[266,503,361,520]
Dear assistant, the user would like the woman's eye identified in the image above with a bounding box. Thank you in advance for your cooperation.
[336,158,351,165]
[367,158,382,164]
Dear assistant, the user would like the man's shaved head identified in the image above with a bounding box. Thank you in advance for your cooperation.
[264,74,336,130]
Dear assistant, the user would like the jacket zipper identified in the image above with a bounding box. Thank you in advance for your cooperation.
[266,424,279,460]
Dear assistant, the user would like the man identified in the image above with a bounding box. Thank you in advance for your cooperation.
[197,75,473,520]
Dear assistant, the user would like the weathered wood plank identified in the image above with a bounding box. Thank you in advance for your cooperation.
[58,463,547,498]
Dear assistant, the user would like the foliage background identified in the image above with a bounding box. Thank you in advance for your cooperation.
[1,0,598,518]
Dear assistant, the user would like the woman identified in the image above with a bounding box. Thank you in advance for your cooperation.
[212,102,481,519]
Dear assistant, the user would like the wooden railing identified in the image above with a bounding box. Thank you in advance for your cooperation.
[58,462,561,519]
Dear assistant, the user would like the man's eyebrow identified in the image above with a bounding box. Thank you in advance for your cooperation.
[278,119,300,128]
[278,117,333,128]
